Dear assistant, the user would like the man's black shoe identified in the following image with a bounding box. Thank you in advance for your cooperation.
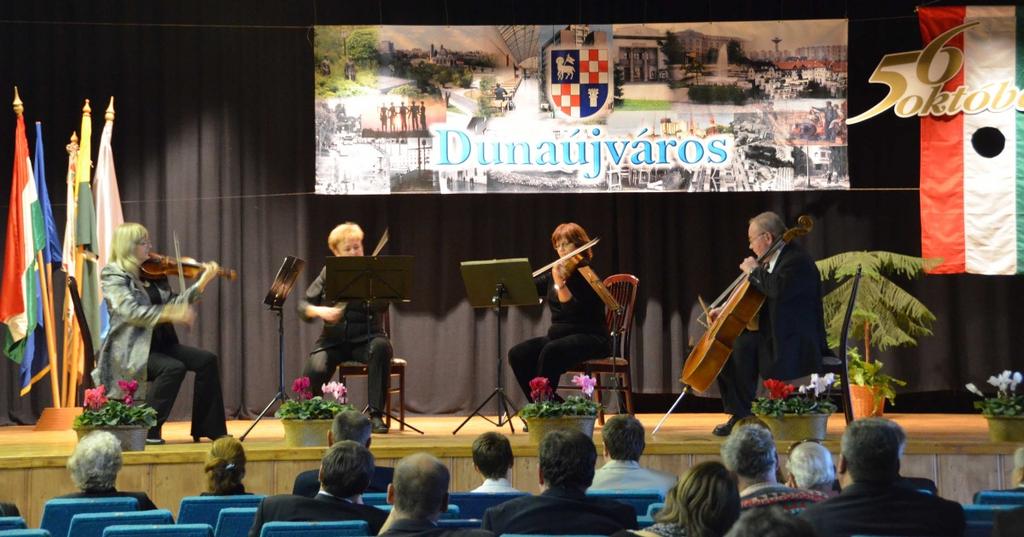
[370,415,389,434]
[712,415,742,437]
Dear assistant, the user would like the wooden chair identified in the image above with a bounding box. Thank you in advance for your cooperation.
[336,309,406,430]
[559,274,640,424]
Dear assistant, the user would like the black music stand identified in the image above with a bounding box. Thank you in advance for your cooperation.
[453,258,540,434]
[241,256,305,441]
[325,255,422,434]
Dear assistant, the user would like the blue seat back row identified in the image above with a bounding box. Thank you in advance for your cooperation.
[40,497,139,537]
[177,496,266,527]
[259,520,368,537]
[69,510,174,537]
[102,524,213,537]
[974,490,1024,505]
[0,518,26,531]
[586,489,665,517]
[214,508,257,537]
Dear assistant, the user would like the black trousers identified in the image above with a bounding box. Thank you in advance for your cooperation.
[509,333,609,402]
[716,331,762,418]
[146,343,228,439]
[302,336,393,411]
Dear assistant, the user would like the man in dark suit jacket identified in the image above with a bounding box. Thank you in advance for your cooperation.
[293,410,394,496]
[481,429,637,535]
[378,453,493,537]
[712,211,830,436]
[249,441,387,537]
[799,418,965,537]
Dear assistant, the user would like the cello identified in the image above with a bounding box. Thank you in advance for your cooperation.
[652,215,813,435]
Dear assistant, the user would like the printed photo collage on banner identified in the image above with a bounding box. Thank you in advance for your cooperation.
[313,21,849,194]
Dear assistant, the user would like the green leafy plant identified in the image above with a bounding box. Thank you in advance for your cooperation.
[518,376,601,419]
[752,376,838,417]
[966,371,1024,417]
[74,381,158,428]
[846,347,907,407]
[275,377,354,420]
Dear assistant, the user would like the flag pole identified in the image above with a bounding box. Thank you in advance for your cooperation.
[61,131,80,408]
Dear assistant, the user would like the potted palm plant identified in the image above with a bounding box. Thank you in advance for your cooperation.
[816,251,936,417]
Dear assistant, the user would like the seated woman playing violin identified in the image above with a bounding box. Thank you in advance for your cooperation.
[92,222,228,444]
[509,222,610,402]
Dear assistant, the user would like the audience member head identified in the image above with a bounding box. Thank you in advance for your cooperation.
[68,431,122,492]
[472,432,514,480]
[786,441,835,493]
[330,410,372,447]
[721,424,778,486]
[389,453,450,522]
[204,436,246,494]
[656,461,740,537]
[602,414,646,462]
[319,440,375,499]
[839,418,902,485]
[539,429,597,491]
[1012,446,1024,486]
[723,506,818,537]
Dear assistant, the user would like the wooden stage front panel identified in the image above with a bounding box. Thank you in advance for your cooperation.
[0,413,1019,527]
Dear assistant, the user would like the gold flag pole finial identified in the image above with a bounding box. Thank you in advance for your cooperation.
[105,96,115,122]
[83,98,91,117]
[68,131,79,154]
[13,86,23,116]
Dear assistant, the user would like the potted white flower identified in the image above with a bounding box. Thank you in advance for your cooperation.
[966,370,1024,442]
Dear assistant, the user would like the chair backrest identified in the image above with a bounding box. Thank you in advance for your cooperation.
[0,517,26,531]
[213,508,257,537]
[360,492,388,506]
[40,497,139,537]
[645,502,664,518]
[586,489,664,517]
[436,519,482,529]
[447,493,527,519]
[835,266,862,424]
[102,524,213,537]
[963,503,1019,522]
[177,496,266,526]
[602,274,640,359]
[974,490,1024,505]
[67,276,96,372]
[68,510,174,537]
[259,520,368,537]
[0,530,52,537]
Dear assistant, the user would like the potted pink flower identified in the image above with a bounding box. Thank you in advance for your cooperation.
[73,380,158,451]
[276,377,353,447]
[518,375,602,443]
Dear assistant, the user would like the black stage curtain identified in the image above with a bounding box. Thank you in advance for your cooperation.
[1,1,1022,424]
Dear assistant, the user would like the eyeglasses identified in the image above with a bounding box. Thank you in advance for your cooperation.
[135,239,152,246]
[787,437,824,455]
[748,232,768,246]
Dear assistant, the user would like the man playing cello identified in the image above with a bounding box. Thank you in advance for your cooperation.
[708,211,830,436]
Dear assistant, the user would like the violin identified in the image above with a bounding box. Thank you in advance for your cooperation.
[532,237,622,314]
[140,253,237,281]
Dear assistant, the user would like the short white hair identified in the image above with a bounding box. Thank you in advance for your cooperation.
[68,431,123,491]
[787,442,835,490]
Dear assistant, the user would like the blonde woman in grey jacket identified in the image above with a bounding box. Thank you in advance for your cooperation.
[92,222,227,445]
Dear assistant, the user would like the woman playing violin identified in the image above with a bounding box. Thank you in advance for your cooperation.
[509,222,610,402]
[92,222,228,444]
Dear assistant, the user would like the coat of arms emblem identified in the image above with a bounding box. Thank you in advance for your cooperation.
[547,46,612,120]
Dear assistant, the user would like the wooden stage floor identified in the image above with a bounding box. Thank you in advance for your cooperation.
[0,413,1019,526]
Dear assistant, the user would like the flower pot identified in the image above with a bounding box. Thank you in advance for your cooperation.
[984,416,1024,442]
[757,413,830,441]
[849,385,885,418]
[524,415,596,443]
[281,418,333,447]
[74,425,148,452]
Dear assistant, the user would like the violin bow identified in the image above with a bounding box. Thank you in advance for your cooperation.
[371,227,389,257]
[531,237,600,278]
[172,231,186,295]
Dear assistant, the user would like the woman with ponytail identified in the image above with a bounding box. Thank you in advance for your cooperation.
[202,437,249,495]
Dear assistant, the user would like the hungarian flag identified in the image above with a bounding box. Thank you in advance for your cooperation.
[0,91,44,386]
[919,6,1024,274]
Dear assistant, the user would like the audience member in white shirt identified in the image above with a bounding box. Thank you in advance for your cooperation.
[590,415,676,497]
[470,432,522,493]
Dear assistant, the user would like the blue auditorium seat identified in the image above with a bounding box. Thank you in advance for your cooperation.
[447,493,527,519]
[102,524,213,537]
[259,520,369,537]
[177,496,265,527]
[586,489,664,516]
[375,504,461,518]
[645,502,665,517]
[436,519,482,529]
[360,492,387,506]
[0,517,26,531]
[213,507,257,537]
[0,530,51,537]
[974,490,1024,505]
[40,497,139,537]
[963,504,1020,537]
[67,510,174,537]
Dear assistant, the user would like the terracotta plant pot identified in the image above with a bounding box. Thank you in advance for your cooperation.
[757,413,830,441]
[524,415,597,443]
[849,384,885,418]
[984,416,1024,442]
[74,425,148,452]
[281,418,333,447]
